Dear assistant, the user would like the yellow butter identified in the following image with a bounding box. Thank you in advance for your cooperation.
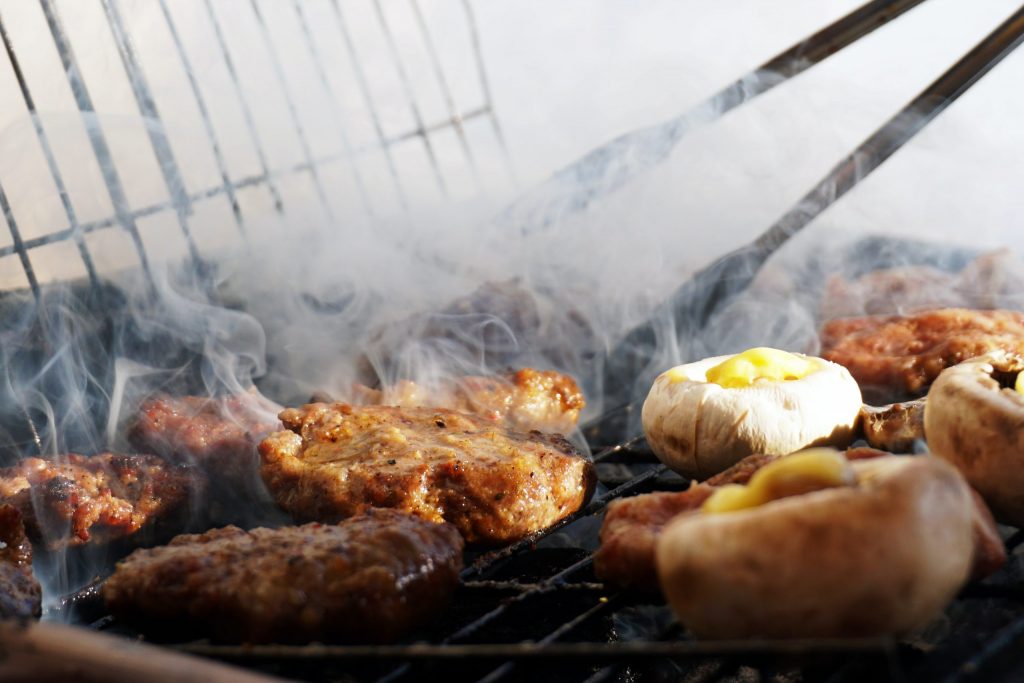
[1016,371,1024,395]
[705,348,821,389]
[701,448,853,514]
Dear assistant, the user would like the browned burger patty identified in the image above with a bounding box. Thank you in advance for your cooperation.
[103,509,463,644]
[0,504,41,620]
[820,308,1024,402]
[259,403,596,544]
[595,448,1003,592]
[128,394,281,482]
[0,453,203,549]
[352,368,585,435]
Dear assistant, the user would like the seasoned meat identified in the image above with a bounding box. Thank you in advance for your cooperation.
[103,509,463,644]
[0,505,41,620]
[820,308,1024,402]
[596,448,1002,591]
[594,453,778,591]
[860,399,927,453]
[352,368,585,434]
[128,394,280,483]
[0,453,203,550]
[259,403,596,544]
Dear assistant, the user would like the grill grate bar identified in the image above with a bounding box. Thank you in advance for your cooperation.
[327,0,411,213]
[248,0,337,222]
[0,181,40,299]
[472,595,622,683]
[156,0,247,239]
[100,0,203,268]
[371,0,449,198]
[37,0,154,289]
[409,0,482,185]
[459,0,516,187]
[0,108,492,264]
[201,0,284,215]
[291,0,376,221]
[0,13,99,291]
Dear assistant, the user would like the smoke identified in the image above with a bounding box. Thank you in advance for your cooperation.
[1,0,1024,612]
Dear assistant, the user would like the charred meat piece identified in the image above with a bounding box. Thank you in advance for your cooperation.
[128,394,280,483]
[260,404,596,544]
[820,308,1024,402]
[859,399,927,453]
[595,448,1003,591]
[0,454,203,550]
[103,509,463,644]
[594,453,778,591]
[353,368,585,434]
[0,505,41,620]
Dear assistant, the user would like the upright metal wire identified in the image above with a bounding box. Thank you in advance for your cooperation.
[372,0,450,198]
[156,0,248,238]
[100,0,203,267]
[291,0,376,219]
[202,0,285,215]
[247,0,337,221]
[327,0,412,212]
[0,13,98,292]
[37,0,154,285]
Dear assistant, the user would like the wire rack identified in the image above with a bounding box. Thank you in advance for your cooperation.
[0,0,514,297]
[12,0,1024,681]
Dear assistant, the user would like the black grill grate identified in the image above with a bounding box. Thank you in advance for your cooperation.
[9,1,1024,681]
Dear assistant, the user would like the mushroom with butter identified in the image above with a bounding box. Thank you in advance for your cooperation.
[655,448,975,639]
[925,351,1024,526]
[642,348,863,479]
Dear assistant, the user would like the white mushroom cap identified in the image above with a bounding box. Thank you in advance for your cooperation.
[642,352,863,479]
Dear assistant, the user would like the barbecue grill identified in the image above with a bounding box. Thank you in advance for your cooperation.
[3,1,1024,681]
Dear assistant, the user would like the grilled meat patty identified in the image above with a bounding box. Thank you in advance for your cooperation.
[859,399,927,454]
[820,308,1024,402]
[351,368,585,435]
[0,504,41,620]
[103,509,463,644]
[129,394,281,482]
[0,453,203,549]
[596,448,1004,591]
[260,403,596,544]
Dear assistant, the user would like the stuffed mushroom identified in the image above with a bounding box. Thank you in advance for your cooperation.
[642,348,863,478]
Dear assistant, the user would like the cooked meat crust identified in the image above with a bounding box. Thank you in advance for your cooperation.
[0,453,203,549]
[594,453,776,590]
[595,448,1002,591]
[860,399,927,453]
[259,403,596,544]
[352,368,585,434]
[820,308,1024,402]
[129,394,280,482]
[0,504,41,620]
[103,509,463,644]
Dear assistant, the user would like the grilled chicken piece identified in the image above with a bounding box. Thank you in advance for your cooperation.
[128,394,281,483]
[859,399,927,453]
[0,505,41,620]
[820,308,1024,402]
[595,449,1003,592]
[0,453,203,550]
[103,509,463,644]
[352,368,585,435]
[259,403,596,544]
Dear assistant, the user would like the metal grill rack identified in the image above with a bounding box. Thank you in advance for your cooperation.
[62,414,1024,683]
[0,0,514,296]
[11,0,1024,681]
